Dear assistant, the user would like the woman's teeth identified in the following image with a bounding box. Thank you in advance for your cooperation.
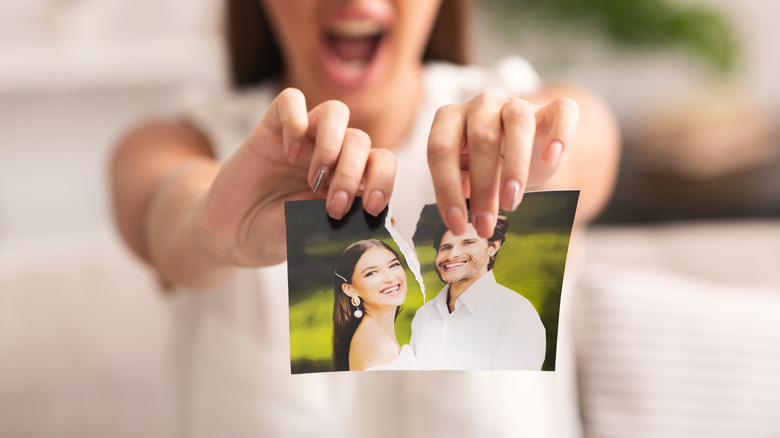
[330,19,383,38]
[381,285,400,294]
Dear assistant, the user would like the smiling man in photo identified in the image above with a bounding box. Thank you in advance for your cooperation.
[410,215,546,370]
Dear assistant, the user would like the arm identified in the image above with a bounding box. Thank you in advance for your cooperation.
[110,88,396,290]
[110,120,230,288]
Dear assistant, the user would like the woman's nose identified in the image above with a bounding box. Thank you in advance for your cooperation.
[380,269,393,282]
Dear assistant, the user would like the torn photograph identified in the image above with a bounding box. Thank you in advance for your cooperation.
[286,191,579,374]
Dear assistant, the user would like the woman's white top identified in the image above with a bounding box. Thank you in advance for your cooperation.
[366,345,421,371]
[174,57,582,438]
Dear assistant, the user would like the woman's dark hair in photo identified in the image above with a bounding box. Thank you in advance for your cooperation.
[226,0,472,88]
[332,239,400,371]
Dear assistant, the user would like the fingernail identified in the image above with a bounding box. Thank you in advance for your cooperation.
[501,179,523,211]
[328,190,350,220]
[474,212,496,238]
[365,190,385,216]
[287,139,302,162]
[543,141,563,165]
[312,167,328,194]
[446,206,466,235]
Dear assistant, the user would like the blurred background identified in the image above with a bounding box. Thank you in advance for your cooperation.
[1,0,778,437]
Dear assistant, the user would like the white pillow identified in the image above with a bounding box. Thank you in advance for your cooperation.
[574,265,780,438]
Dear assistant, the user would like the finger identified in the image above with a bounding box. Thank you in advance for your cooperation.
[361,148,397,216]
[465,93,505,238]
[427,104,468,236]
[307,100,350,192]
[326,128,372,220]
[499,97,537,211]
[260,88,308,162]
[537,97,579,167]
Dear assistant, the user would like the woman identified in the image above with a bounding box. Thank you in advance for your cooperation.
[332,240,420,371]
[111,0,620,435]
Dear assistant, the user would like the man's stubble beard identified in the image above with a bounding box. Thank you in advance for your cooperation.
[435,261,484,286]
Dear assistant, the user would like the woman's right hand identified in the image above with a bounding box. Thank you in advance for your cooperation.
[196,88,396,268]
[113,88,395,288]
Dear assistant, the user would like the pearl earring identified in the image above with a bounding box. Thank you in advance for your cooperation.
[351,296,363,318]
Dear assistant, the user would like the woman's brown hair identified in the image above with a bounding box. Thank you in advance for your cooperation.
[226,0,471,88]
[332,239,402,372]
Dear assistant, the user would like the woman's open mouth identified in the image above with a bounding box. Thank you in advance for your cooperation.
[380,284,402,295]
[321,17,388,87]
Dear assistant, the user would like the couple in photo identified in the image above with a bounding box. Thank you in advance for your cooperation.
[331,215,546,371]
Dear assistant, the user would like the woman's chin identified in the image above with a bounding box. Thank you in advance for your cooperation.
[390,293,408,308]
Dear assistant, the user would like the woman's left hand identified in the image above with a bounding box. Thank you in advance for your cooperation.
[427,92,580,237]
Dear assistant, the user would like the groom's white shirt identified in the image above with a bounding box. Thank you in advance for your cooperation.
[411,270,546,370]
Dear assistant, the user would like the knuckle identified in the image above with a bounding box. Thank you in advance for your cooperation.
[472,91,501,107]
[283,116,307,133]
[468,125,500,147]
[503,108,535,127]
[322,100,350,120]
[470,188,495,203]
[503,153,529,172]
[433,104,458,121]
[556,97,579,112]
[334,166,364,188]
[369,148,395,164]
[436,182,463,201]
[366,154,396,185]
[318,138,342,157]
[344,128,371,148]
[427,134,451,159]
[503,98,536,121]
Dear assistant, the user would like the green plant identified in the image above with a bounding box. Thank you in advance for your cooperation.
[478,0,739,73]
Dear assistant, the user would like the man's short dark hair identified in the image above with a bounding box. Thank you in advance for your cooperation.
[432,214,509,270]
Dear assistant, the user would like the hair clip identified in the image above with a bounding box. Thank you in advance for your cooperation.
[334,271,348,283]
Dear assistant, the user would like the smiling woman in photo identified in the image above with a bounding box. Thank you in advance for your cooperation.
[333,239,420,371]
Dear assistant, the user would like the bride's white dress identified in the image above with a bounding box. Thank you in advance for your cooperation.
[366,345,421,371]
